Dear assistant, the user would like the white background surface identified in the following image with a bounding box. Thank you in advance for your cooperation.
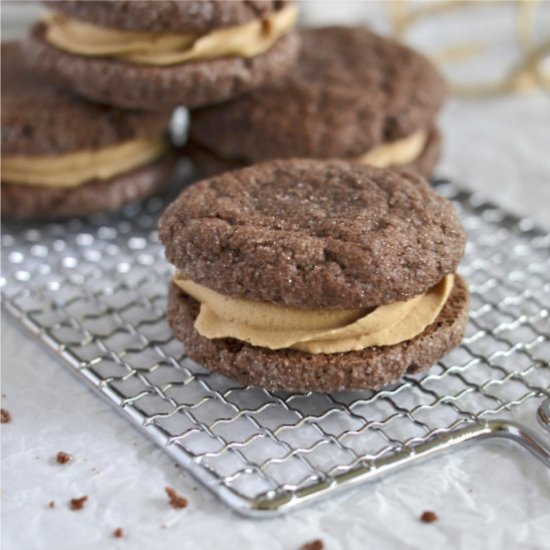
[2,2,550,550]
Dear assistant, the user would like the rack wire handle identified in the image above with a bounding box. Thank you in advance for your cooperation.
[538,398,550,433]
[252,415,550,514]
[486,418,550,468]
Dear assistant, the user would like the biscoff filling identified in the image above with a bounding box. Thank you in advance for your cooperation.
[173,274,454,354]
[1,137,166,188]
[43,4,298,66]
[196,129,428,169]
[354,130,428,168]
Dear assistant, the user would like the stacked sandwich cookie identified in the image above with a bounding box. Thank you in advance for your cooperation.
[187,27,446,178]
[1,42,174,221]
[26,0,300,110]
[159,159,469,392]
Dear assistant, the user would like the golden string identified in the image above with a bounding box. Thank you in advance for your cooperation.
[387,0,550,98]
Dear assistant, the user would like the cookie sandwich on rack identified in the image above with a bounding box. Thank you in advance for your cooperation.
[26,0,300,110]
[159,159,469,392]
[1,42,174,221]
[188,27,446,178]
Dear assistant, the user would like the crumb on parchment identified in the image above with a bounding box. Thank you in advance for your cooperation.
[1,408,11,423]
[70,496,88,511]
[300,540,324,550]
[56,451,72,464]
[165,486,188,509]
[420,510,438,523]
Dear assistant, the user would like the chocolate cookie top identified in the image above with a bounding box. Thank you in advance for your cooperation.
[1,42,170,156]
[159,159,465,309]
[190,27,447,162]
[47,1,293,33]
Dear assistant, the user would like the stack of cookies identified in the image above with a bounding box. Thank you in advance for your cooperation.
[1,1,468,391]
[1,42,174,220]
[2,0,299,219]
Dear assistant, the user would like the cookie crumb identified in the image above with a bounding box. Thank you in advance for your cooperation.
[1,408,11,423]
[300,540,324,550]
[56,451,72,464]
[165,486,188,509]
[113,528,124,538]
[48,500,55,509]
[69,496,88,510]
[420,510,438,523]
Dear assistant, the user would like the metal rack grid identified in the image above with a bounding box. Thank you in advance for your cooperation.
[1,179,549,516]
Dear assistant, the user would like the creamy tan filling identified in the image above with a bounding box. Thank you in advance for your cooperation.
[173,274,454,354]
[43,4,298,66]
[354,130,427,168]
[1,137,166,188]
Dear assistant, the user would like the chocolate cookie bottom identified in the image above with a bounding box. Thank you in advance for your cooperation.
[2,154,175,221]
[186,126,442,180]
[167,275,469,392]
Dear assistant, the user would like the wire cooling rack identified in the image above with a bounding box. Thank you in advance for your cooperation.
[1,178,549,516]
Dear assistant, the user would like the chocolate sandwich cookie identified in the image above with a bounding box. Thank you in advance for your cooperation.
[188,27,446,178]
[160,159,469,391]
[26,1,300,110]
[1,42,174,221]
